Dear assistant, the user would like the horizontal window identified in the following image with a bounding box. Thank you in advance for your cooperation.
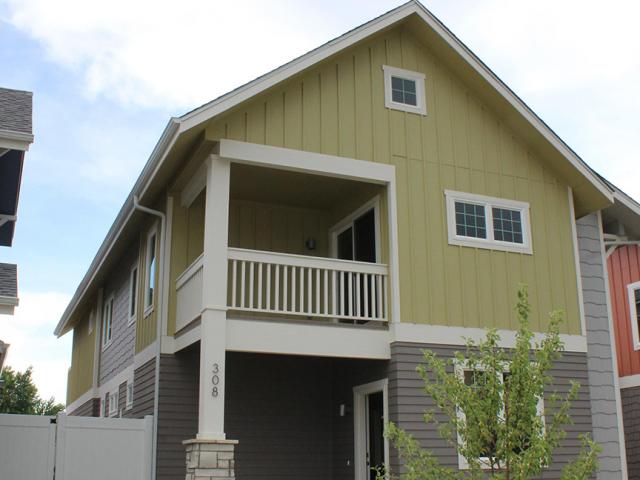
[445,190,532,254]
[383,65,427,115]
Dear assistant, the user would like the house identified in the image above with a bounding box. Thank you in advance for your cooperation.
[0,87,33,316]
[600,186,640,479]
[55,2,628,479]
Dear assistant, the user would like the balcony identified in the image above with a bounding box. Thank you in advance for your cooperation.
[175,248,389,332]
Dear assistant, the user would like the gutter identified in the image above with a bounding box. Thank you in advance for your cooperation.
[53,118,180,337]
[133,195,166,480]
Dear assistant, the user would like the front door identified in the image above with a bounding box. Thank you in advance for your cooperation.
[366,391,385,480]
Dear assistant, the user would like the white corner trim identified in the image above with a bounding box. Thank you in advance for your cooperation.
[627,280,640,351]
[391,322,588,352]
[568,187,587,337]
[218,139,394,184]
[444,190,533,254]
[382,65,427,115]
[619,373,640,389]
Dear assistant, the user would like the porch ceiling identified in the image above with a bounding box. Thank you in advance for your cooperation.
[230,163,380,210]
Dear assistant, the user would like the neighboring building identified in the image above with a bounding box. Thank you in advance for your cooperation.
[54,2,627,480]
[0,87,33,316]
[600,187,640,479]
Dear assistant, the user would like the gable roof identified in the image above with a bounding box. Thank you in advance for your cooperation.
[54,0,614,336]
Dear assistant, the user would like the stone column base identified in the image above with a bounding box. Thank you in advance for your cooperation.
[183,438,238,480]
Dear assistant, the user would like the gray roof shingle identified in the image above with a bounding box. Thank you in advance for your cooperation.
[0,263,17,298]
[0,88,32,134]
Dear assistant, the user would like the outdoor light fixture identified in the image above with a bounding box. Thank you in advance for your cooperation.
[305,237,316,250]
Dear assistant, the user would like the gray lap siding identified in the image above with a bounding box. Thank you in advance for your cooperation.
[98,243,137,387]
[621,385,640,479]
[388,342,594,479]
[68,397,100,417]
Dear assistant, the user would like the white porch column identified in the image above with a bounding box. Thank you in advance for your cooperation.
[197,153,230,440]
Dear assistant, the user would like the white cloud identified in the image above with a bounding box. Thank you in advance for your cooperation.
[0,291,72,404]
[2,0,385,110]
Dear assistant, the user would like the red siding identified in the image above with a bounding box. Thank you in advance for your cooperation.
[608,245,640,377]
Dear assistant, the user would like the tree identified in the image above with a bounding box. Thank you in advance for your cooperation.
[385,288,600,480]
[0,366,65,416]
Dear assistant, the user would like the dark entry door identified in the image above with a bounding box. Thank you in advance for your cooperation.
[336,208,376,263]
[366,391,385,480]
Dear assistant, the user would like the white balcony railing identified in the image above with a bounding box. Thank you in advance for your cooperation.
[175,254,204,332]
[227,248,389,322]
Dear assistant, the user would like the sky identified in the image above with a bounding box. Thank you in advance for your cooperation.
[0,0,638,404]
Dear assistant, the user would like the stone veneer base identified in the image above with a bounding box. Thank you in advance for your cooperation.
[183,438,238,480]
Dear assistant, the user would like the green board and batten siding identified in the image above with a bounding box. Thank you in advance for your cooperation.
[202,25,581,334]
[66,307,95,405]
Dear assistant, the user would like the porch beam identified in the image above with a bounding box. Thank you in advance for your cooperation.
[197,154,230,440]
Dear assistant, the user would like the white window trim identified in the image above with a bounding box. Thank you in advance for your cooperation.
[628,281,640,351]
[353,378,389,480]
[329,195,382,263]
[454,360,544,470]
[445,190,533,254]
[101,295,114,350]
[128,263,139,326]
[143,226,158,317]
[125,380,134,410]
[108,390,118,417]
[382,65,427,115]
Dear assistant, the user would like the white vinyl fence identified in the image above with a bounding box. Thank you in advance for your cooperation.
[0,413,152,480]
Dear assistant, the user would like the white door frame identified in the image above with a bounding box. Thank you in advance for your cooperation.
[353,378,389,480]
[329,195,381,263]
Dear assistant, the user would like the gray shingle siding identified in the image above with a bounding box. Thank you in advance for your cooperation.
[577,213,625,479]
[98,244,137,386]
[0,88,32,134]
[0,263,17,298]
[621,385,640,479]
[389,342,594,479]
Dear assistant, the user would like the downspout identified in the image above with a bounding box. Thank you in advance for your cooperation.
[133,195,165,480]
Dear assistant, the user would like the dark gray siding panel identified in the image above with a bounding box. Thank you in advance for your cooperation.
[68,397,100,417]
[621,386,640,479]
[577,213,625,479]
[125,357,155,418]
[389,342,594,479]
[98,243,138,386]
[156,349,199,480]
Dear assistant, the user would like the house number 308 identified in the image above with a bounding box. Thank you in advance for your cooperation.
[211,363,221,398]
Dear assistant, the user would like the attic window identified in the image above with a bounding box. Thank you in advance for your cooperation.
[383,65,426,115]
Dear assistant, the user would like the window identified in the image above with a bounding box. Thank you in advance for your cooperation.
[144,229,157,315]
[445,190,532,254]
[101,296,114,349]
[126,381,134,410]
[128,264,138,325]
[455,362,544,470]
[108,391,118,417]
[383,65,427,115]
[628,282,640,350]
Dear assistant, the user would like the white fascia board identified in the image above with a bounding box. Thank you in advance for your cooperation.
[0,129,33,151]
[619,373,640,389]
[0,295,19,307]
[218,139,395,184]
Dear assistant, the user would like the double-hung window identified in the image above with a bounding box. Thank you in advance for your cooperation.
[445,190,532,254]
[383,65,427,115]
[628,281,640,350]
[101,296,114,349]
[108,391,118,417]
[129,264,138,325]
[144,229,157,316]
[455,362,544,470]
[126,381,134,410]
